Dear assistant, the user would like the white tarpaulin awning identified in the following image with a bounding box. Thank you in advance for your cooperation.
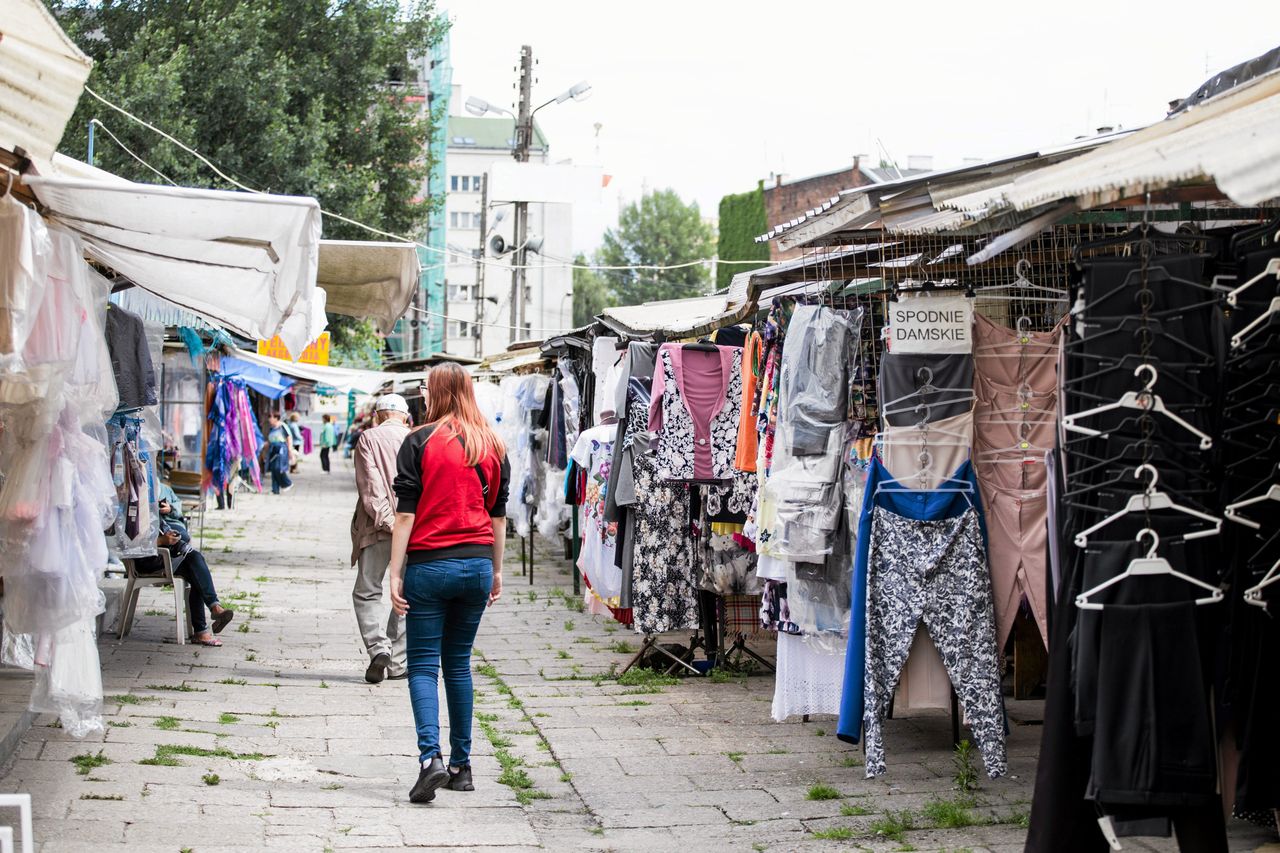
[318,240,419,334]
[232,348,428,396]
[0,0,93,161]
[25,173,324,356]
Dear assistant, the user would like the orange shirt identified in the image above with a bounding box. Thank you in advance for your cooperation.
[734,331,762,471]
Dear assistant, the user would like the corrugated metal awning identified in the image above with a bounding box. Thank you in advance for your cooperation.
[979,70,1280,212]
[0,0,93,161]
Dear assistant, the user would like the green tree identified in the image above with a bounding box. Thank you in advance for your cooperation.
[47,0,448,366]
[597,189,715,305]
[572,253,615,327]
[716,183,771,290]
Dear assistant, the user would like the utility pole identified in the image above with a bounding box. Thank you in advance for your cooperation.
[509,44,534,344]
[474,174,488,357]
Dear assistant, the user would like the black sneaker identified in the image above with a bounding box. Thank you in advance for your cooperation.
[445,764,474,792]
[365,653,391,684]
[409,756,448,804]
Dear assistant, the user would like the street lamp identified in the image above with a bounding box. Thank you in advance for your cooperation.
[464,95,511,118]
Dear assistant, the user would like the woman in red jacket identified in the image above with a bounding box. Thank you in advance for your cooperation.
[389,363,510,804]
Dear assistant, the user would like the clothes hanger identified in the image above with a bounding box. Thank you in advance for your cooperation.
[1075,529,1224,610]
[1062,364,1214,450]
[1231,297,1280,350]
[1072,224,1219,268]
[974,259,1070,302]
[880,365,976,419]
[1072,465,1223,547]
[1242,557,1280,610]
[1065,315,1217,364]
[1062,461,1217,501]
[1228,216,1280,259]
[975,423,1052,465]
[1226,257,1280,308]
[1065,443,1217,491]
[874,465,976,506]
[1225,483,1280,530]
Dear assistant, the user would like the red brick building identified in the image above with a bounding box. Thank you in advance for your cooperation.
[763,156,929,260]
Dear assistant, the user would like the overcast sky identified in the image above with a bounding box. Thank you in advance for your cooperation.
[445,1,1280,245]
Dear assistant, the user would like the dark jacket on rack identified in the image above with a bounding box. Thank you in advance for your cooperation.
[105,305,157,410]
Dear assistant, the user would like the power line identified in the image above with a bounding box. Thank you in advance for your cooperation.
[405,304,572,336]
[81,86,774,274]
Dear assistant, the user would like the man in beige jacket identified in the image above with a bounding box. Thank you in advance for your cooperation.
[351,394,411,683]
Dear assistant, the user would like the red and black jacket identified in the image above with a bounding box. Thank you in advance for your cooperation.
[392,424,510,563]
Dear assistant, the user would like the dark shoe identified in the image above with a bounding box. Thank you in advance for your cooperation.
[445,764,474,792]
[211,609,235,634]
[365,653,391,684]
[409,756,448,804]
[387,670,408,681]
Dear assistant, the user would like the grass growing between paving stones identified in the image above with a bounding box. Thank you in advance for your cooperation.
[218,713,239,724]
[107,721,132,728]
[922,794,977,829]
[145,683,206,693]
[109,694,150,705]
[71,751,110,775]
[806,783,841,801]
[80,793,124,801]
[810,826,855,840]
[153,716,180,731]
[202,774,220,786]
[138,744,269,767]
[841,803,873,817]
[217,678,247,686]
[869,809,917,842]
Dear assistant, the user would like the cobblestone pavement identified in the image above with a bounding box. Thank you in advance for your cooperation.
[0,456,1273,852]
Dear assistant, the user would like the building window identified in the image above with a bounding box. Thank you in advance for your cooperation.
[450,175,459,192]
[448,320,471,339]
[448,283,474,302]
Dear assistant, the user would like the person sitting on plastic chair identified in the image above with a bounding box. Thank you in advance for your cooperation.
[133,485,235,646]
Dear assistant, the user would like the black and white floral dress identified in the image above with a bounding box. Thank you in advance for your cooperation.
[624,378,697,635]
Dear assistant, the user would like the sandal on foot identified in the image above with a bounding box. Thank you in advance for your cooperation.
[195,634,222,647]
[212,609,235,634]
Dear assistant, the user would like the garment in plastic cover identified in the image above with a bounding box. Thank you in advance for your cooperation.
[107,411,162,558]
[535,462,569,540]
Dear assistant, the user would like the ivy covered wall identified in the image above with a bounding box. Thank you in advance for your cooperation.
[716,182,771,290]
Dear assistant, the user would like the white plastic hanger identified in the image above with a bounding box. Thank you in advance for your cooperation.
[1230,295,1280,350]
[1243,557,1280,610]
[1225,255,1280,308]
[1072,464,1223,548]
[974,260,1070,303]
[975,381,1058,426]
[875,466,976,507]
[1225,483,1280,530]
[881,365,976,420]
[1061,363,1214,451]
[976,421,1052,465]
[1075,529,1224,610]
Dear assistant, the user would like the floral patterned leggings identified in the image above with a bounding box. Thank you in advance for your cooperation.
[862,505,1007,779]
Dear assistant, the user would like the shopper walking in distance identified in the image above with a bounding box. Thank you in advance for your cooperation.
[389,363,509,804]
[287,412,304,472]
[264,414,293,495]
[351,394,412,684]
[319,413,338,474]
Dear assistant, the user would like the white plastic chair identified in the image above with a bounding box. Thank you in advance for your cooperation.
[0,792,33,853]
[118,548,190,644]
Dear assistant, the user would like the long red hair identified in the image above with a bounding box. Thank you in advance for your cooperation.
[422,363,505,465]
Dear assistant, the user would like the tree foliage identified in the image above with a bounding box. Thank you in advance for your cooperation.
[47,0,448,365]
[716,183,771,290]
[597,189,715,306]
[572,254,615,327]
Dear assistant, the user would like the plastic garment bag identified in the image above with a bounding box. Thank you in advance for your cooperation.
[107,413,162,559]
[769,306,864,561]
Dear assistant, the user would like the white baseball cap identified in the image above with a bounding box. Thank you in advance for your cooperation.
[375,393,409,414]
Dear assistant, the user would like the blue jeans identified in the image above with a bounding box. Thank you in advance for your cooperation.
[403,556,492,766]
[269,469,292,494]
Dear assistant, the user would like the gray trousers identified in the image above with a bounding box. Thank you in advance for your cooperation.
[353,539,407,674]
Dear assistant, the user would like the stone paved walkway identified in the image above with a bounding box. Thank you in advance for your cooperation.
[0,455,1272,851]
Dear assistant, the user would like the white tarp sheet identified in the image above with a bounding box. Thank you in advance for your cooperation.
[0,0,93,161]
[232,348,428,396]
[25,174,324,356]
[318,240,419,334]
